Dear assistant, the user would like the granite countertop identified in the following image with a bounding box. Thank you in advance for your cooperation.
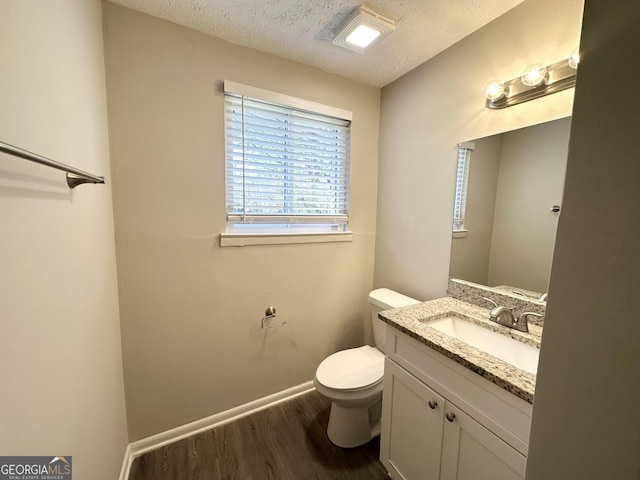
[379,297,542,404]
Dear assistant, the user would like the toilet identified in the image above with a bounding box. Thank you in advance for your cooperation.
[314,288,420,448]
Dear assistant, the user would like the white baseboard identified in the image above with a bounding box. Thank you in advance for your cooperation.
[120,381,315,479]
[118,444,133,480]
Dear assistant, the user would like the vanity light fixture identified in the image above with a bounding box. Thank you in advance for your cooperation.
[485,50,579,109]
[332,4,396,53]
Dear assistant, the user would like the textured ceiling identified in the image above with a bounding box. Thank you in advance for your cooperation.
[107,0,524,87]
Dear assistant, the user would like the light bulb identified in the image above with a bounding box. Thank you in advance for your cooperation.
[521,64,547,87]
[484,80,506,101]
[568,49,580,69]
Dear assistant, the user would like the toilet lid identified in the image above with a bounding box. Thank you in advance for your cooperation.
[315,345,384,390]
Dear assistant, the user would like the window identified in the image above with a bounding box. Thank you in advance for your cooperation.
[223,81,351,238]
[453,142,475,231]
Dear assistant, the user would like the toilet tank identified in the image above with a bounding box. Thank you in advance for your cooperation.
[368,288,420,351]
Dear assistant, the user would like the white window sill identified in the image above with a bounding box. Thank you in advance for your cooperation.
[452,230,468,238]
[220,231,353,247]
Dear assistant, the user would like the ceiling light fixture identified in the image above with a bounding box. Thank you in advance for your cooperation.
[332,4,396,53]
[485,50,580,109]
[346,24,382,48]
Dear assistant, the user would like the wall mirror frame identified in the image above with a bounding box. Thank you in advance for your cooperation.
[449,116,572,302]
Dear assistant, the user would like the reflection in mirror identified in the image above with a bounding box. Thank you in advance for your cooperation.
[450,117,571,298]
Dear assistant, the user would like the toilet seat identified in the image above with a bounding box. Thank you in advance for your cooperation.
[315,345,384,391]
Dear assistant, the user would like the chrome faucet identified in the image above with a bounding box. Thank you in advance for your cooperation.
[514,312,543,333]
[482,298,542,333]
[483,297,516,328]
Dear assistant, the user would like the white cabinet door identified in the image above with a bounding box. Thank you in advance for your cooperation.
[440,403,526,480]
[381,359,445,480]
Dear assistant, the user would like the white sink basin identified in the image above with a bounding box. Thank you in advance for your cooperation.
[426,315,540,375]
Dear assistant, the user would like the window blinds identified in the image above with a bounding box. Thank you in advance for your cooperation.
[453,143,474,230]
[224,85,351,227]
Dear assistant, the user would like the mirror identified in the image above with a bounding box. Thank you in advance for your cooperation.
[449,116,571,299]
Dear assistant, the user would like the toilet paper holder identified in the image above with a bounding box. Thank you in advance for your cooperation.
[261,306,286,329]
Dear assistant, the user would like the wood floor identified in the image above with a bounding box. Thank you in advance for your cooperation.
[129,390,390,480]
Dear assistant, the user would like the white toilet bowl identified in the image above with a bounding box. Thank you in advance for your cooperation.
[314,345,385,448]
[314,288,420,448]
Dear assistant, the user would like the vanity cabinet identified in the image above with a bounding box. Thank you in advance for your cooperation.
[380,327,532,480]
[382,360,445,480]
[439,400,525,480]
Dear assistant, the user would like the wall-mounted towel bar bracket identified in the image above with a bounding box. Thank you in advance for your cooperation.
[0,140,105,188]
[261,306,286,329]
[66,173,103,188]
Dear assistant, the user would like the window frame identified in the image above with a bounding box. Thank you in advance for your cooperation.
[220,81,353,246]
[453,142,475,232]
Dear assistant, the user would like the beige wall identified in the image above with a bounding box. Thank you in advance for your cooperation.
[0,1,128,478]
[527,1,640,477]
[102,3,381,441]
[487,117,570,292]
[375,0,584,301]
